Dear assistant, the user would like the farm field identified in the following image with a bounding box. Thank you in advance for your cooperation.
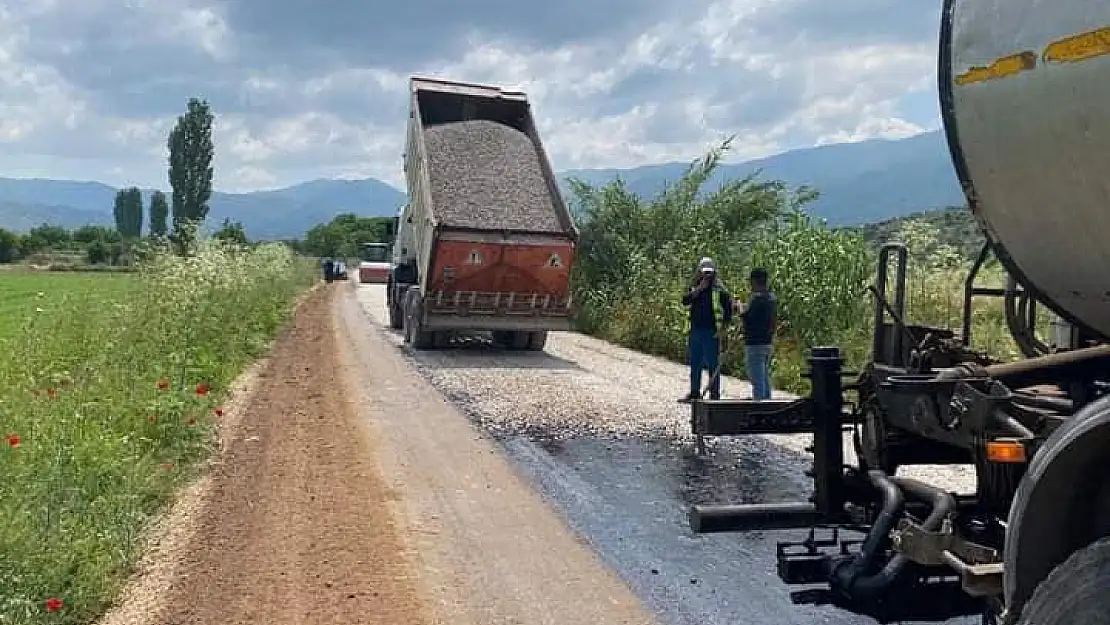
[0,243,315,625]
[0,272,137,340]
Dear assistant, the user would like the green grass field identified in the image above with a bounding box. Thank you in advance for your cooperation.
[0,244,315,625]
[0,273,137,340]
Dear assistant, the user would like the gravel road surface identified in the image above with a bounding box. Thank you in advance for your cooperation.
[353,283,980,625]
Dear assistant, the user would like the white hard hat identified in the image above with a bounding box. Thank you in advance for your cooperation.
[697,257,717,273]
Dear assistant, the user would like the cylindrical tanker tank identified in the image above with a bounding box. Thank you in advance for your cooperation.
[940,0,1110,341]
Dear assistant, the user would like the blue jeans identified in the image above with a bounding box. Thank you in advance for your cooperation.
[689,327,720,398]
[746,344,773,400]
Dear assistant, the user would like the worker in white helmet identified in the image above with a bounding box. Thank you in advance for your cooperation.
[679,257,733,402]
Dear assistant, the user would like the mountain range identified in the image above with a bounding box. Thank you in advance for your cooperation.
[0,130,966,239]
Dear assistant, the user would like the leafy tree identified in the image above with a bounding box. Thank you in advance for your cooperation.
[168,98,214,250]
[302,214,395,258]
[0,228,18,263]
[303,222,345,257]
[19,223,70,255]
[72,225,120,246]
[213,218,249,246]
[149,190,169,237]
[113,187,144,238]
[86,239,110,265]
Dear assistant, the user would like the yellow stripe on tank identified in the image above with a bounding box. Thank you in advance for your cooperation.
[1043,26,1110,64]
[955,51,1037,86]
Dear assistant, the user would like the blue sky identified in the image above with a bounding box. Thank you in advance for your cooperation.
[0,0,943,191]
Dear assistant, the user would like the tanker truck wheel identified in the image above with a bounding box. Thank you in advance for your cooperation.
[1016,536,1110,624]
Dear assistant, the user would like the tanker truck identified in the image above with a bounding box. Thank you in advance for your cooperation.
[684,3,1110,624]
[386,76,578,350]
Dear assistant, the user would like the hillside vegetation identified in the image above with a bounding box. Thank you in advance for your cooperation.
[855,206,985,259]
[568,143,1016,394]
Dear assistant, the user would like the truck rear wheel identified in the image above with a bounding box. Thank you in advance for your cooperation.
[1016,536,1110,624]
[388,299,403,330]
[403,290,435,350]
[526,331,548,351]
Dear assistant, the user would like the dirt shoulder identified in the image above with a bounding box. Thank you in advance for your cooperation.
[99,281,655,625]
[99,283,433,625]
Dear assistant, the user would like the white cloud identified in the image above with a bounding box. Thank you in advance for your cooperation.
[0,0,943,191]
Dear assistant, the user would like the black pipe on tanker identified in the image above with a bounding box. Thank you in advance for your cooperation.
[937,344,1110,390]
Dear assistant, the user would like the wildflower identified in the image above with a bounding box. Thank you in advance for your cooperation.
[147,414,157,423]
[186,417,196,426]
[45,597,64,612]
[195,383,211,396]
[157,378,170,390]
[215,408,224,417]
[5,433,19,447]
[47,388,57,399]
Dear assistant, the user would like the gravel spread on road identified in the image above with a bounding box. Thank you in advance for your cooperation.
[356,284,977,494]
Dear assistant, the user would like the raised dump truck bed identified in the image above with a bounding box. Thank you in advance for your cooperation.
[387,76,578,350]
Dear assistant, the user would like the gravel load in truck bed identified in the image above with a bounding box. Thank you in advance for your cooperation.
[423,119,566,233]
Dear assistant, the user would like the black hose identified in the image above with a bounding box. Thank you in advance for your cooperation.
[831,474,956,600]
[830,471,905,595]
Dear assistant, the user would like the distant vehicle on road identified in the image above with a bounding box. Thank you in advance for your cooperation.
[359,242,391,284]
[322,257,348,282]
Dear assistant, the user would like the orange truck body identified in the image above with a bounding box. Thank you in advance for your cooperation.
[421,232,574,327]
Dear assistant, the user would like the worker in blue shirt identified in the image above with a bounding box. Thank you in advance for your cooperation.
[736,267,777,400]
[680,257,733,402]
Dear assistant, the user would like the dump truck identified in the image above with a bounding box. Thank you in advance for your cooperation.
[685,3,1110,624]
[386,76,578,350]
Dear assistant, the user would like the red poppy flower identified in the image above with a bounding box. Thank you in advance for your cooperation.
[147,414,157,423]
[214,408,224,417]
[45,597,64,612]
[186,417,196,426]
[195,383,210,396]
[47,389,57,399]
[5,433,19,447]
[157,378,170,390]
